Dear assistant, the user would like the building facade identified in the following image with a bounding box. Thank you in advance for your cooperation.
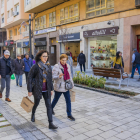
[1,0,31,59]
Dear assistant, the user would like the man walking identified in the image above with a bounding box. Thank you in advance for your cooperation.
[23,54,33,84]
[78,51,86,72]
[14,55,25,87]
[131,49,140,80]
[66,52,73,78]
[0,50,15,102]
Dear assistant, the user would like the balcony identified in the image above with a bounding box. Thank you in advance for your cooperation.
[24,0,69,13]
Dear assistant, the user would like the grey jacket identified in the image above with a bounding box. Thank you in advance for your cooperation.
[67,56,73,78]
[52,62,74,92]
[14,59,25,75]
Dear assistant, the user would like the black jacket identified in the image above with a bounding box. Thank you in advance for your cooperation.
[134,52,140,64]
[78,53,86,64]
[122,57,124,68]
[0,57,15,78]
[27,63,53,99]
[14,59,25,75]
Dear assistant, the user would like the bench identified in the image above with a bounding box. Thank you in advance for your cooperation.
[93,67,129,89]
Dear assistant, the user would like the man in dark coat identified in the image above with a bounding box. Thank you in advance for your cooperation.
[0,50,15,102]
[78,51,86,72]
[14,54,25,87]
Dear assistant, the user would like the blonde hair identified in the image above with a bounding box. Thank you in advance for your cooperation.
[60,54,68,60]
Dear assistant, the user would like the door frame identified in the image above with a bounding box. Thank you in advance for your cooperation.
[137,35,140,52]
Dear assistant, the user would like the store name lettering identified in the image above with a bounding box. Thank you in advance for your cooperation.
[92,30,106,36]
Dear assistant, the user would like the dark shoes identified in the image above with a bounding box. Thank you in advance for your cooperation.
[31,114,35,122]
[0,93,2,98]
[68,115,75,121]
[49,122,58,129]
[5,98,11,102]
[52,110,55,115]
[20,86,22,87]
[17,84,18,86]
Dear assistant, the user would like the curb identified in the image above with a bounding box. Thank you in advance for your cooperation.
[74,84,130,99]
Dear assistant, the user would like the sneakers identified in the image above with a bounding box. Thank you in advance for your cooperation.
[5,98,11,102]
[0,93,2,98]
[49,122,58,129]
[52,110,55,115]
[68,115,75,121]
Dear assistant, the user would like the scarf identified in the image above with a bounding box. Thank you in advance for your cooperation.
[60,62,70,81]
[38,61,50,79]
[3,56,11,68]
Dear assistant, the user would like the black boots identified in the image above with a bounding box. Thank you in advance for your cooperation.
[49,122,58,129]
[31,114,35,122]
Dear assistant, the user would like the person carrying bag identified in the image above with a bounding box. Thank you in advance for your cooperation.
[51,54,75,121]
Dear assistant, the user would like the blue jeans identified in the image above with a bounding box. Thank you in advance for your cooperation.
[131,64,140,78]
[52,90,72,116]
[15,75,23,86]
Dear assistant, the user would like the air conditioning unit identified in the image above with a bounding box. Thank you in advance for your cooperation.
[13,11,19,17]
[136,0,140,8]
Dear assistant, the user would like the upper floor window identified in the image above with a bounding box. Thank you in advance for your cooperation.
[35,15,46,30]
[7,11,10,19]
[14,28,17,36]
[7,0,9,1]
[14,4,19,16]
[49,12,56,27]
[60,3,79,25]
[26,0,30,6]
[1,14,4,23]
[1,0,4,8]
[11,9,13,17]
[9,30,13,39]
[86,0,114,18]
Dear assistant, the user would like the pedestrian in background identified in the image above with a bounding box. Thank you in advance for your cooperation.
[78,51,86,72]
[131,49,140,80]
[27,50,58,129]
[0,50,15,102]
[52,54,75,121]
[113,51,123,70]
[23,54,33,84]
[66,51,73,78]
[14,54,24,87]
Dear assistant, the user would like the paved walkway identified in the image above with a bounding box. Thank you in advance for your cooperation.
[0,76,140,139]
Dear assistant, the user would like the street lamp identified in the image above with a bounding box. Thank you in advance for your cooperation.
[29,14,32,58]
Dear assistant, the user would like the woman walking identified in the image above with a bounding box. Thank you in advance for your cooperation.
[113,51,123,70]
[27,50,58,129]
[51,54,75,121]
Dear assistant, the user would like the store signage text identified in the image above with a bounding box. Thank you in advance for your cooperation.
[83,27,119,38]
[34,27,56,35]
[59,33,80,41]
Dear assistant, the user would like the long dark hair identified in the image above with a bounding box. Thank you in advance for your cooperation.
[35,50,49,63]
[116,51,120,61]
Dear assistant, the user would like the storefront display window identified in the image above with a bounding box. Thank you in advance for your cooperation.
[86,0,114,18]
[90,38,117,68]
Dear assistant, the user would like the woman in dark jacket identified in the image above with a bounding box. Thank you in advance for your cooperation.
[27,50,58,130]
[14,55,25,87]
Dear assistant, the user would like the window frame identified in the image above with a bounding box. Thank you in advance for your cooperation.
[49,12,56,27]
[1,14,4,23]
[86,0,114,18]
[26,0,30,6]
[14,28,17,36]
[1,0,4,8]
[35,15,46,30]
[9,30,13,39]
[60,3,79,25]
[7,11,10,19]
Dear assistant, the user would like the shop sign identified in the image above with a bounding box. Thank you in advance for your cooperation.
[59,33,80,41]
[4,40,15,46]
[34,27,56,35]
[83,27,119,38]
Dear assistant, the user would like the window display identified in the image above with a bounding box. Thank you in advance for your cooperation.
[90,39,117,68]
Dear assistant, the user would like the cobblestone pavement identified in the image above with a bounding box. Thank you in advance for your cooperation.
[1,75,140,140]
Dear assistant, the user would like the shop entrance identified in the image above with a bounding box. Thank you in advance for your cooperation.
[137,36,140,53]
[61,42,80,66]
[49,45,56,65]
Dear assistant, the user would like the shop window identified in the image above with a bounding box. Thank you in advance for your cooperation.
[60,3,79,25]
[86,0,114,18]
[14,28,17,36]
[49,12,56,27]
[90,38,117,68]
[1,0,4,8]
[9,30,13,39]
[35,15,46,30]
[1,14,4,23]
